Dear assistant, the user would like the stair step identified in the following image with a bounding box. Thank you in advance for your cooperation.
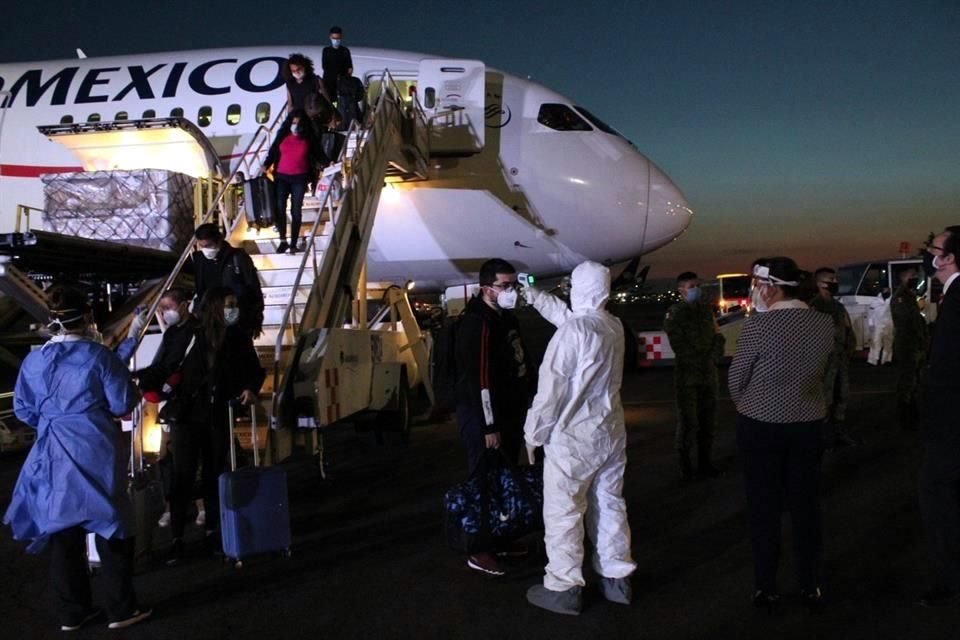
[262,285,311,306]
[248,235,329,256]
[259,269,316,288]
[250,252,318,271]
[262,304,306,326]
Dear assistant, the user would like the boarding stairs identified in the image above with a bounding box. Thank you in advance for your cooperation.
[225,72,430,462]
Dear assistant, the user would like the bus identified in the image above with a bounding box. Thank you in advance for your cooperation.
[701,273,752,316]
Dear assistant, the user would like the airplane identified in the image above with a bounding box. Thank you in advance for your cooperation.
[0,46,692,289]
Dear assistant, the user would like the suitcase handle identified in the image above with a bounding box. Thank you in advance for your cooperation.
[227,399,259,472]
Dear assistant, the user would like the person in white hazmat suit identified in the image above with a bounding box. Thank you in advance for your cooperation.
[867,291,894,366]
[522,261,636,615]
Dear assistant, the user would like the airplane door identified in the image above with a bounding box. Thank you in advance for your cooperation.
[417,60,485,155]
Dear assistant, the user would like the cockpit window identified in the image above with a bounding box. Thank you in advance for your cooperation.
[574,106,623,138]
[537,104,593,132]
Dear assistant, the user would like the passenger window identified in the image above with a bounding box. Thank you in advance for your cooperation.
[60,115,74,124]
[537,104,592,131]
[226,104,241,125]
[142,109,156,118]
[115,111,128,120]
[87,113,101,123]
[255,102,270,124]
[424,87,436,109]
[198,106,212,127]
[171,107,184,118]
[858,264,888,297]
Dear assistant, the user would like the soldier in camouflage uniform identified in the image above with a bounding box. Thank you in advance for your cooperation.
[810,267,858,447]
[890,268,927,430]
[664,272,726,481]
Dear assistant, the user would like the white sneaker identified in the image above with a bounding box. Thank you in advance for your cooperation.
[157,511,170,528]
[195,510,206,527]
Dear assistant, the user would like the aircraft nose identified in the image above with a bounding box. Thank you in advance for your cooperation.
[643,162,692,253]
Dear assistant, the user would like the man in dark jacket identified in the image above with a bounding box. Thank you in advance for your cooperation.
[918,226,960,607]
[191,223,264,338]
[321,26,353,103]
[454,258,531,576]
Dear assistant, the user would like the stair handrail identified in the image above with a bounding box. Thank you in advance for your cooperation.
[129,108,286,348]
[270,69,425,426]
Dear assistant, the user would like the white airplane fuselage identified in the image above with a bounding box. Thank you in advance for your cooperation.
[0,46,692,288]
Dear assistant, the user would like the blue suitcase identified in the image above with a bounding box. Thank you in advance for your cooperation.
[219,403,291,567]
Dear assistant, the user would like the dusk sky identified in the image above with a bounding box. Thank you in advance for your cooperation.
[2,0,958,280]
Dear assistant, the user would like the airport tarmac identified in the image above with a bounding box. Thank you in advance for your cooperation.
[1,360,958,640]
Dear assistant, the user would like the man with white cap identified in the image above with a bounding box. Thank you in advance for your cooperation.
[522,261,636,615]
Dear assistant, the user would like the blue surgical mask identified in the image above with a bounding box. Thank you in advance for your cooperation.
[224,308,240,326]
[684,287,701,303]
[330,38,341,48]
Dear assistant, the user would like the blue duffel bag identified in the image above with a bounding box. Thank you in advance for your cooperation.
[443,450,543,553]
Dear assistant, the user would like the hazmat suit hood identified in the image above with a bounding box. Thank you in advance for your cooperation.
[570,261,610,312]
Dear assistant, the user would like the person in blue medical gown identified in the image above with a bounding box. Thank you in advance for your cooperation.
[3,285,152,631]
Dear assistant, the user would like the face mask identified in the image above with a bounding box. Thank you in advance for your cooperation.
[200,247,218,260]
[750,286,768,313]
[496,288,518,310]
[224,308,240,326]
[825,282,839,296]
[291,124,300,135]
[684,287,700,303]
[923,251,944,278]
[292,71,304,81]
[162,309,181,326]
[46,311,86,335]
[330,38,341,48]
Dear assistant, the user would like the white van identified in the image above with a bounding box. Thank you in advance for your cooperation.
[836,258,939,350]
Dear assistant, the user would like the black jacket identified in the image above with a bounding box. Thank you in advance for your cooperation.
[928,281,960,388]
[191,243,264,337]
[321,46,353,96]
[454,296,531,435]
[176,325,265,423]
[135,318,198,393]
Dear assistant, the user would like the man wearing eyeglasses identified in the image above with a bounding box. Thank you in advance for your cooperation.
[918,226,960,607]
[454,258,532,577]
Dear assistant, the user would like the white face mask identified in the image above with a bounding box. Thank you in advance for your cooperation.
[496,288,518,310]
[291,123,300,135]
[162,309,181,326]
[292,71,304,81]
[200,246,218,260]
[330,38,341,48]
[750,286,768,313]
[224,308,240,326]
